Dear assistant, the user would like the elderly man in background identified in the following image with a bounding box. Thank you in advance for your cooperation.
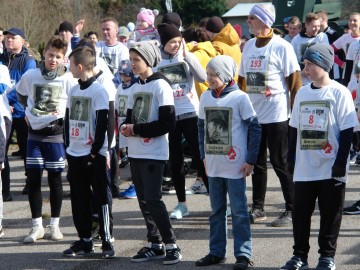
[238,4,302,227]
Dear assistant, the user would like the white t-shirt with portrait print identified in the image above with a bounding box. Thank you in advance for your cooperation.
[240,34,300,124]
[333,33,360,57]
[16,69,77,130]
[126,78,174,160]
[155,53,200,116]
[115,83,134,148]
[346,40,360,83]
[96,41,129,75]
[66,81,109,157]
[289,80,358,183]
[0,65,12,120]
[199,89,257,179]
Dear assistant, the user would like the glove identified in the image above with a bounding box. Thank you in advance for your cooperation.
[331,164,346,178]
[83,154,95,167]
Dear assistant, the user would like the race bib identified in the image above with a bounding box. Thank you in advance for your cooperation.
[299,101,330,150]
[69,120,90,142]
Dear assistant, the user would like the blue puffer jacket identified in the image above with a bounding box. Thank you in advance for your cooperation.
[0,47,37,118]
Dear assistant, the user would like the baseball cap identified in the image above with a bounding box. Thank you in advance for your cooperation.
[3,28,25,39]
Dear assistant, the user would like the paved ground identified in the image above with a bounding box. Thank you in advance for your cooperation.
[1,146,360,270]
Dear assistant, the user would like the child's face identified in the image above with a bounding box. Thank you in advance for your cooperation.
[305,19,320,37]
[303,59,327,81]
[288,23,301,38]
[137,20,149,30]
[120,73,132,83]
[348,14,360,33]
[44,47,65,71]
[206,67,225,90]
[129,51,149,76]
[164,37,182,56]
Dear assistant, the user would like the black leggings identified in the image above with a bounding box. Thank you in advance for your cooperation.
[27,169,63,218]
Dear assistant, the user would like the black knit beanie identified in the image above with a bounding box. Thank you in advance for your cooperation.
[158,23,182,46]
[59,21,73,34]
[205,16,224,33]
[162,12,182,29]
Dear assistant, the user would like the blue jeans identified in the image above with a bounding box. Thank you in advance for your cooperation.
[208,176,252,259]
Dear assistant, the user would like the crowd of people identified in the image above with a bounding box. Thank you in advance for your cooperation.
[0,3,360,270]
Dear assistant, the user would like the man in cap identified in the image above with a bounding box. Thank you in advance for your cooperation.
[206,111,227,144]
[58,20,74,64]
[239,3,302,227]
[0,27,36,200]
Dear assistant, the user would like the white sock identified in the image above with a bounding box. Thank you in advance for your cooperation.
[50,217,60,226]
[165,243,177,250]
[32,217,43,227]
[152,243,163,250]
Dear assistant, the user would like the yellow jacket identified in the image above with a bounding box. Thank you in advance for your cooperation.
[186,41,217,98]
[211,23,242,83]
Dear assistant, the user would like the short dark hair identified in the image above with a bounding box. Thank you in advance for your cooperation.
[182,27,210,43]
[44,35,68,55]
[84,31,98,39]
[101,17,119,27]
[69,46,95,70]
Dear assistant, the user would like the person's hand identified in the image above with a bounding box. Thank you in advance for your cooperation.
[106,151,111,170]
[240,163,254,177]
[74,19,85,35]
[10,106,14,113]
[203,159,207,175]
[182,39,187,58]
[120,124,135,137]
[83,154,95,167]
[332,164,346,178]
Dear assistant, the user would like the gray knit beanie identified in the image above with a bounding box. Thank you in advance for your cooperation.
[303,44,334,72]
[206,55,238,84]
[129,41,162,68]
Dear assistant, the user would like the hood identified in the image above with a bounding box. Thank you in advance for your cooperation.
[138,71,172,86]
[190,41,217,58]
[213,23,240,47]
[211,80,239,98]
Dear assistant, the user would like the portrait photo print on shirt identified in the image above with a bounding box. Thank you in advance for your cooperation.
[205,108,232,155]
[117,95,128,118]
[131,93,153,124]
[70,97,90,122]
[158,62,191,99]
[31,84,60,116]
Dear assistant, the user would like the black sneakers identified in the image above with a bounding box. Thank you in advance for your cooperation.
[131,243,166,262]
[249,207,267,223]
[271,210,292,227]
[196,254,226,266]
[343,200,360,215]
[63,239,94,257]
[233,256,253,270]
[280,256,309,270]
[164,247,182,265]
[101,240,116,259]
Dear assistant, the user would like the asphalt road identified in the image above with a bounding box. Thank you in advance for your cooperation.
[1,147,360,270]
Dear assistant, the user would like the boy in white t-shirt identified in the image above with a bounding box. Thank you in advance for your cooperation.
[281,44,358,270]
[120,41,181,265]
[195,55,261,270]
[16,36,77,244]
[63,46,115,259]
